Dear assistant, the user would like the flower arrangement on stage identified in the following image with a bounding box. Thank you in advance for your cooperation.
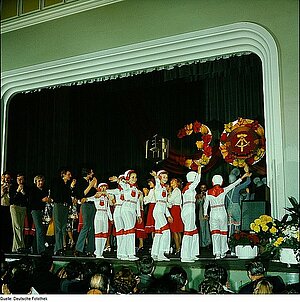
[229,231,260,248]
[263,197,300,261]
[219,117,266,168]
[177,120,212,170]
[250,214,279,243]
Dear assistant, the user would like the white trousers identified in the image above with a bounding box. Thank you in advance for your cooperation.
[151,202,170,258]
[209,207,229,256]
[181,204,199,260]
[114,205,125,258]
[94,211,109,257]
[120,202,136,257]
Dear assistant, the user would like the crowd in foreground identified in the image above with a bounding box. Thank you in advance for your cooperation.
[0,252,298,295]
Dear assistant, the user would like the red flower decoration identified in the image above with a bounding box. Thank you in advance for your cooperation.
[193,121,202,133]
[177,121,213,169]
[203,134,212,144]
[203,145,212,157]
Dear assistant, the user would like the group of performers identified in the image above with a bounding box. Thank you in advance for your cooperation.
[1,166,252,262]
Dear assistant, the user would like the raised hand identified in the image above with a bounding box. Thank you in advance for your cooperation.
[109,176,118,182]
[150,171,157,177]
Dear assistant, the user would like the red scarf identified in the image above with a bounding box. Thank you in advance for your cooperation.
[207,185,224,197]
[182,182,191,194]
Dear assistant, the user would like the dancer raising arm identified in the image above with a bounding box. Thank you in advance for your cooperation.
[181,165,202,263]
[204,170,252,259]
[150,170,173,262]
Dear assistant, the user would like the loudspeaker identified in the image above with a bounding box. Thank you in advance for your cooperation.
[241,201,266,231]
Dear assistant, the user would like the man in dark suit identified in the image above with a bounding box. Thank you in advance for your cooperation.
[239,260,286,294]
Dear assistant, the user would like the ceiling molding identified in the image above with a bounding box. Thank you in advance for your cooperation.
[0,22,285,218]
[0,0,124,34]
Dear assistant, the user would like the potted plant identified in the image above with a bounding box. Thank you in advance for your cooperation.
[265,197,299,266]
[229,231,260,259]
[249,214,279,254]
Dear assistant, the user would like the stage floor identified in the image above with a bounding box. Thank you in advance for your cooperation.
[4,245,299,273]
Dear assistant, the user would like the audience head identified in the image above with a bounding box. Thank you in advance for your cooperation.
[6,268,33,294]
[34,254,53,272]
[112,267,139,294]
[82,261,98,281]
[198,278,226,294]
[96,260,114,282]
[64,260,83,280]
[253,278,273,294]
[3,258,34,294]
[204,263,228,286]
[145,274,177,294]
[167,266,188,291]
[137,255,155,275]
[88,273,109,294]
[246,260,265,279]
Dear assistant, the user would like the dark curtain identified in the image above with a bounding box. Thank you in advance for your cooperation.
[6,53,265,187]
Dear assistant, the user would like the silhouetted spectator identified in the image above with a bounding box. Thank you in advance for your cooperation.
[32,254,60,294]
[136,255,156,292]
[238,260,285,294]
[167,266,190,293]
[60,260,83,294]
[96,260,115,293]
[68,261,98,294]
[144,274,177,294]
[204,262,234,293]
[112,267,139,294]
[198,278,226,294]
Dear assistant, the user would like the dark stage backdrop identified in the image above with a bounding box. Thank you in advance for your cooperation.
[6,53,265,188]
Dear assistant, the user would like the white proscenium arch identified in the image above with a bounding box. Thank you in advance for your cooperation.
[1,22,284,218]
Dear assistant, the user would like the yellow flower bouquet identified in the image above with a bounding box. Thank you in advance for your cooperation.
[257,197,300,261]
[250,214,279,243]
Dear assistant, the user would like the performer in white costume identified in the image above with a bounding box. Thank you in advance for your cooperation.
[204,171,251,259]
[110,170,141,261]
[150,170,173,261]
[181,165,201,263]
[93,183,113,258]
[107,174,126,259]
